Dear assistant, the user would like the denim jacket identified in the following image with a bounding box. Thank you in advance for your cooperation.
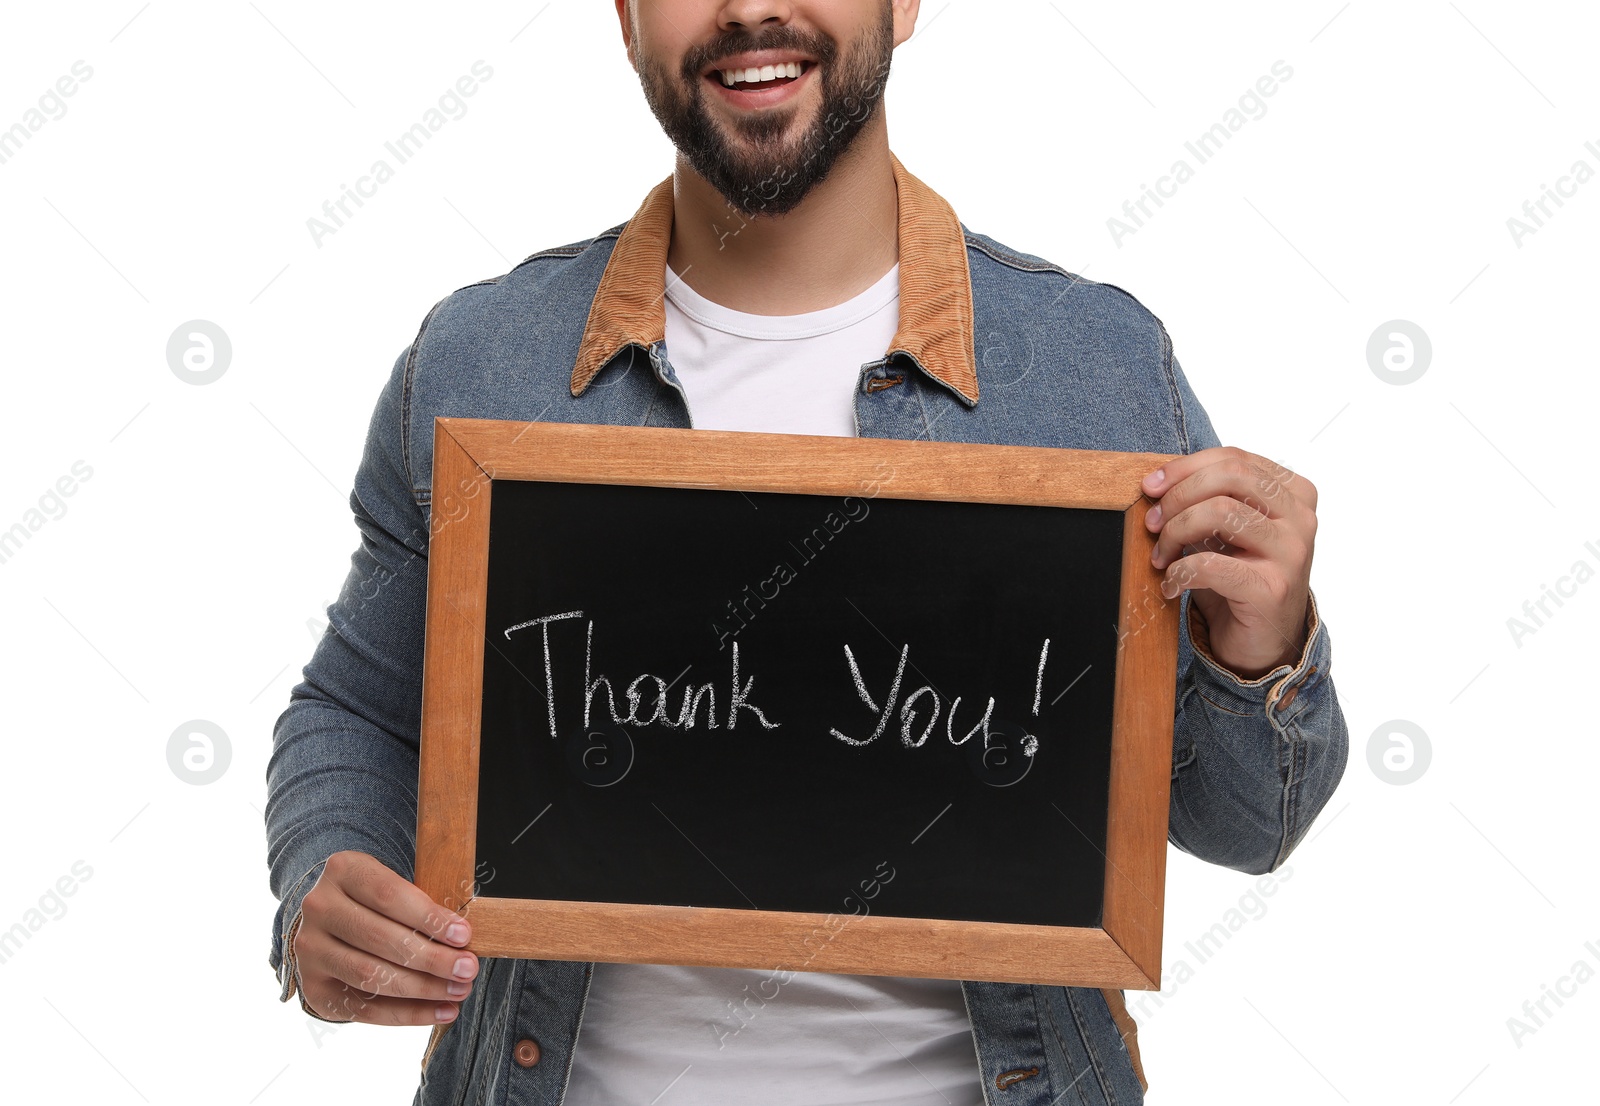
[265,152,1348,1106]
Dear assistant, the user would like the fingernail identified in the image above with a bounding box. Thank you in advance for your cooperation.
[447,981,470,997]
[1146,468,1165,491]
[1145,504,1162,528]
[1160,577,1178,599]
[435,1004,458,1022]
[453,956,476,980]
[445,922,469,945]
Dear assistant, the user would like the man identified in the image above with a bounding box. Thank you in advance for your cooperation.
[264,1,1348,1102]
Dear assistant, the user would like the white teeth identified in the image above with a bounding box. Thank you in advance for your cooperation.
[719,62,803,86]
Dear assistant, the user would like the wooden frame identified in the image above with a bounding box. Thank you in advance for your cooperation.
[416,418,1179,990]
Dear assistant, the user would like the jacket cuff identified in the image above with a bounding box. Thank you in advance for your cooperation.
[1185,590,1329,724]
[270,857,332,1012]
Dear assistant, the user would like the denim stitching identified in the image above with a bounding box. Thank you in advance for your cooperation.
[1171,685,1198,774]
[1169,744,1197,777]
[638,347,670,426]
[1274,738,1306,869]
[1037,987,1092,1106]
[1025,984,1072,1105]
[437,960,482,1106]
[468,960,510,1106]
[1065,987,1121,1106]
[1156,324,1191,455]
[1194,688,1253,718]
[964,234,1075,276]
[964,232,1159,333]
[400,347,417,498]
[557,963,596,1106]
[401,297,451,502]
[400,231,632,502]
[508,224,620,268]
[967,232,1189,457]
[911,374,939,442]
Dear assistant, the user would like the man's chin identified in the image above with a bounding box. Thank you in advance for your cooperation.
[692,144,819,217]
[711,111,807,157]
[703,172,808,219]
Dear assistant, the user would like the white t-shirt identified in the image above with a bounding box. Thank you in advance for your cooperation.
[658,260,900,436]
[559,263,984,1106]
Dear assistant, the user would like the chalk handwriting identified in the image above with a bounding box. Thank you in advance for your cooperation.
[502,612,1045,755]
[504,612,779,738]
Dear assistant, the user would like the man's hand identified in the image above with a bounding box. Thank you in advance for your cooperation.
[293,851,478,1025]
[1141,446,1317,681]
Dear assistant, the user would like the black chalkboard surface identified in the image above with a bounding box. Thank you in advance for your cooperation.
[476,479,1123,929]
[416,419,1179,989]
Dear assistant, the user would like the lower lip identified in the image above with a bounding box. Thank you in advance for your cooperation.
[705,64,813,110]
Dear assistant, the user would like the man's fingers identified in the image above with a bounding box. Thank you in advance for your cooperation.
[1150,495,1290,570]
[1160,549,1268,603]
[302,928,470,1005]
[301,979,462,1027]
[1143,447,1311,525]
[322,850,471,947]
[311,889,479,986]
[292,851,480,1028]
[297,924,475,1003]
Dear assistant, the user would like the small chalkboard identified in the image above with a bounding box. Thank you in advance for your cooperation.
[416,420,1179,989]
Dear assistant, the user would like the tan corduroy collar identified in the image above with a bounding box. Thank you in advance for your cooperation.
[568,151,979,404]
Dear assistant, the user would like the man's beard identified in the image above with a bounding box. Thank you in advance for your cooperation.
[635,8,895,218]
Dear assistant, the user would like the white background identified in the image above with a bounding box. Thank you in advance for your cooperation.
[0,1,1595,1102]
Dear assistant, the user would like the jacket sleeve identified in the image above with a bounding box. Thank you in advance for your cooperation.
[1162,354,1350,875]
[263,346,430,1009]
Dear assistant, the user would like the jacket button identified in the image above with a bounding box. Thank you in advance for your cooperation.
[513,1038,542,1067]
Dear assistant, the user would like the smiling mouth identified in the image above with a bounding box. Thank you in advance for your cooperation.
[707,61,812,92]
